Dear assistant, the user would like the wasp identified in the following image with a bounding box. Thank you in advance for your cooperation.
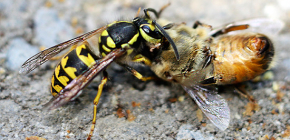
[148,18,283,130]
[20,5,179,140]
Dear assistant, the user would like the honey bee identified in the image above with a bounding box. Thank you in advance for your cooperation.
[20,6,179,140]
[149,18,283,130]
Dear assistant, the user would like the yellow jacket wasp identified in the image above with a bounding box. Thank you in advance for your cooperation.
[20,5,179,140]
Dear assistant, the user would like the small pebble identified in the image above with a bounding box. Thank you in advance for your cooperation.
[178,96,185,102]
[272,81,279,92]
[6,38,39,71]
[262,71,274,80]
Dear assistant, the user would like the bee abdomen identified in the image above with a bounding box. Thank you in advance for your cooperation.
[50,44,99,96]
[212,33,274,85]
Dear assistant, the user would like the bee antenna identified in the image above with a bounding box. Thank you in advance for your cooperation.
[135,7,141,18]
[152,20,180,60]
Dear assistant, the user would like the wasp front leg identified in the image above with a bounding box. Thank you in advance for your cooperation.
[87,71,108,140]
[132,54,152,66]
[119,62,154,81]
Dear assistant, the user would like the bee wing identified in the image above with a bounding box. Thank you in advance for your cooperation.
[44,48,126,110]
[210,18,284,36]
[19,26,107,74]
[182,85,230,131]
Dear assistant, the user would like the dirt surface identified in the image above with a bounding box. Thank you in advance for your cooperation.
[1,0,290,139]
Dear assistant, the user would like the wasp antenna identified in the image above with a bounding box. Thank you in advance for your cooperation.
[144,8,159,19]
[153,20,180,60]
[135,7,141,18]
[143,4,170,19]
[143,8,152,19]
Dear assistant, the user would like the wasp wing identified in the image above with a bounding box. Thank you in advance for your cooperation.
[19,26,107,74]
[44,48,126,110]
[182,85,230,131]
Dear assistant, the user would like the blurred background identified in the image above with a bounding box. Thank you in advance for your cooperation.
[0,0,290,139]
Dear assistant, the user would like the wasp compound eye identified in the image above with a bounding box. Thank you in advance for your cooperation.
[142,25,151,34]
[141,25,162,39]
[152,20,180,60]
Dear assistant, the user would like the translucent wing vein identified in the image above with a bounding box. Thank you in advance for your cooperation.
[182,85,230,131]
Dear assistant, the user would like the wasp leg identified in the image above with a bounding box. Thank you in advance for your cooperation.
[235,84,256,102]
[132,54,152,66]
[87,71,108,140]
[193,21,212,29]
[211,24,249,37]
[118,63,154,81]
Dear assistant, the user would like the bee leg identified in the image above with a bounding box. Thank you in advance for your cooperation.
[234,84,256,102]
[211,24,249,37]
[193,21,212,29]
[87,71,108,140]
[156,3,171,17]
[163,23,175,30]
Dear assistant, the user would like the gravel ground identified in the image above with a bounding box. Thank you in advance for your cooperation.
[1,0,290,139]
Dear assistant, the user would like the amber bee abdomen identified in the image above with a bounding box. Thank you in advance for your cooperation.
[212,33,274,85]
[50,44,99,96]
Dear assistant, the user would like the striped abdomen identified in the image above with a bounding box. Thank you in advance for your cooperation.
[50,44,99,96]
[211,33,274,85]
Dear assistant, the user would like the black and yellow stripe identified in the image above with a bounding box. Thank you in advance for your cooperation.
[99,21,140,57]
[50,44,99,96]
